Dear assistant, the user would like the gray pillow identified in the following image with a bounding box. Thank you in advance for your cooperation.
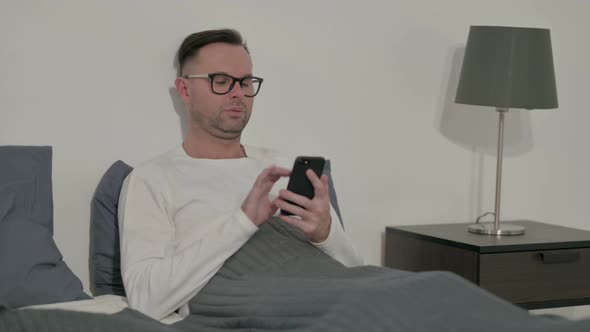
[0,146,53,233]
[0,218,90,307]
[324,160,345,227]
[90,161,133,296]
[0,145,90,308]
[0,179,33,222]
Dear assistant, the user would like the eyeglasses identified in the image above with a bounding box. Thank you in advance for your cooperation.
[182,73,264,97]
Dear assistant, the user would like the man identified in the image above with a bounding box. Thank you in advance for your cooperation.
[118,28,364,321]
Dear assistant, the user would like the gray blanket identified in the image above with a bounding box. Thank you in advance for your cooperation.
[0,306,173,332]
[173,218,590,331]
[3,218,590,332]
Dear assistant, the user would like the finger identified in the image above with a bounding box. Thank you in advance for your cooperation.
[267,165,292,178]
[321,174,329,187]
[263,166,291,184]
[255,166,291,191]
[278,189,311,210]
[254,166,273,185]
[306,169,327,197]
[257,165,290,181]
[268,204,279,216]
[279,214,313,233]
[275,198,311,219]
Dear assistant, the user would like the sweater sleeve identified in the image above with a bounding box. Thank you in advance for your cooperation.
[310,205,365,267]
[118,171,258,320]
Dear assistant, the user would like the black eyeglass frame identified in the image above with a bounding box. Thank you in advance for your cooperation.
[182,73,264,97]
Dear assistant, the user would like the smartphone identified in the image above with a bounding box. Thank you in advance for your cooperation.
[280,156,326,216]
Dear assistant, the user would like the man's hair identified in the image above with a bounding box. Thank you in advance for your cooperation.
[176,28,249,76]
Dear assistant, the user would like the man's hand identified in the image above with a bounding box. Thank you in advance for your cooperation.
[242,165,291,226]
[275,169,331,243]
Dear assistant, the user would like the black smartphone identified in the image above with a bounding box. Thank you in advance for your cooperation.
[280,156,326,216]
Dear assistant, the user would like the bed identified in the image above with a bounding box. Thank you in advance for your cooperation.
[2,145,590,332]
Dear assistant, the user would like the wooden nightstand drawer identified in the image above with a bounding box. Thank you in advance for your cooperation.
[479,248,590,304]
[385,221,590,309]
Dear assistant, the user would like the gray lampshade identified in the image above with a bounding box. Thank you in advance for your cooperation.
[455,26,558,110]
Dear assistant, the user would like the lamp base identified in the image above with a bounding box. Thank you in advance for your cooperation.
[467,223,525,236]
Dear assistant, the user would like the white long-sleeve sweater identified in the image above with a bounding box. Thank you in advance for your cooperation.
[118,144,364,321]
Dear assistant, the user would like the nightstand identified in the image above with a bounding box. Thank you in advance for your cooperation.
[385,220,590,309]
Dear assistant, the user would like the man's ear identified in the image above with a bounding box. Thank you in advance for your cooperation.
[175,77,190,103]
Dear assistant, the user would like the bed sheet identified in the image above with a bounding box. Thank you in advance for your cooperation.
[21,294,182,325]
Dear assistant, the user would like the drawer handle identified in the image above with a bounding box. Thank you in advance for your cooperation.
[538,252,580,264]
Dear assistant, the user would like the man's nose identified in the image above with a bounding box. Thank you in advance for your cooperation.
[227,82,246,98]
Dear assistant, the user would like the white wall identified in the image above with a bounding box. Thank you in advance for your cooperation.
[2,0,589,319]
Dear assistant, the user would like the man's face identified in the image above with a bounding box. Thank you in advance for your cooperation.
[178,43,255,140]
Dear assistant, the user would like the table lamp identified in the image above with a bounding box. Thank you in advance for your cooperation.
[455,26,558,235]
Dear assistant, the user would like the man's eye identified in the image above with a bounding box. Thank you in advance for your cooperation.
[214,78,229,85]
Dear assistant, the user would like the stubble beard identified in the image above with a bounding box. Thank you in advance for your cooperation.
[190,107,251,140]
[210,111,250,139]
